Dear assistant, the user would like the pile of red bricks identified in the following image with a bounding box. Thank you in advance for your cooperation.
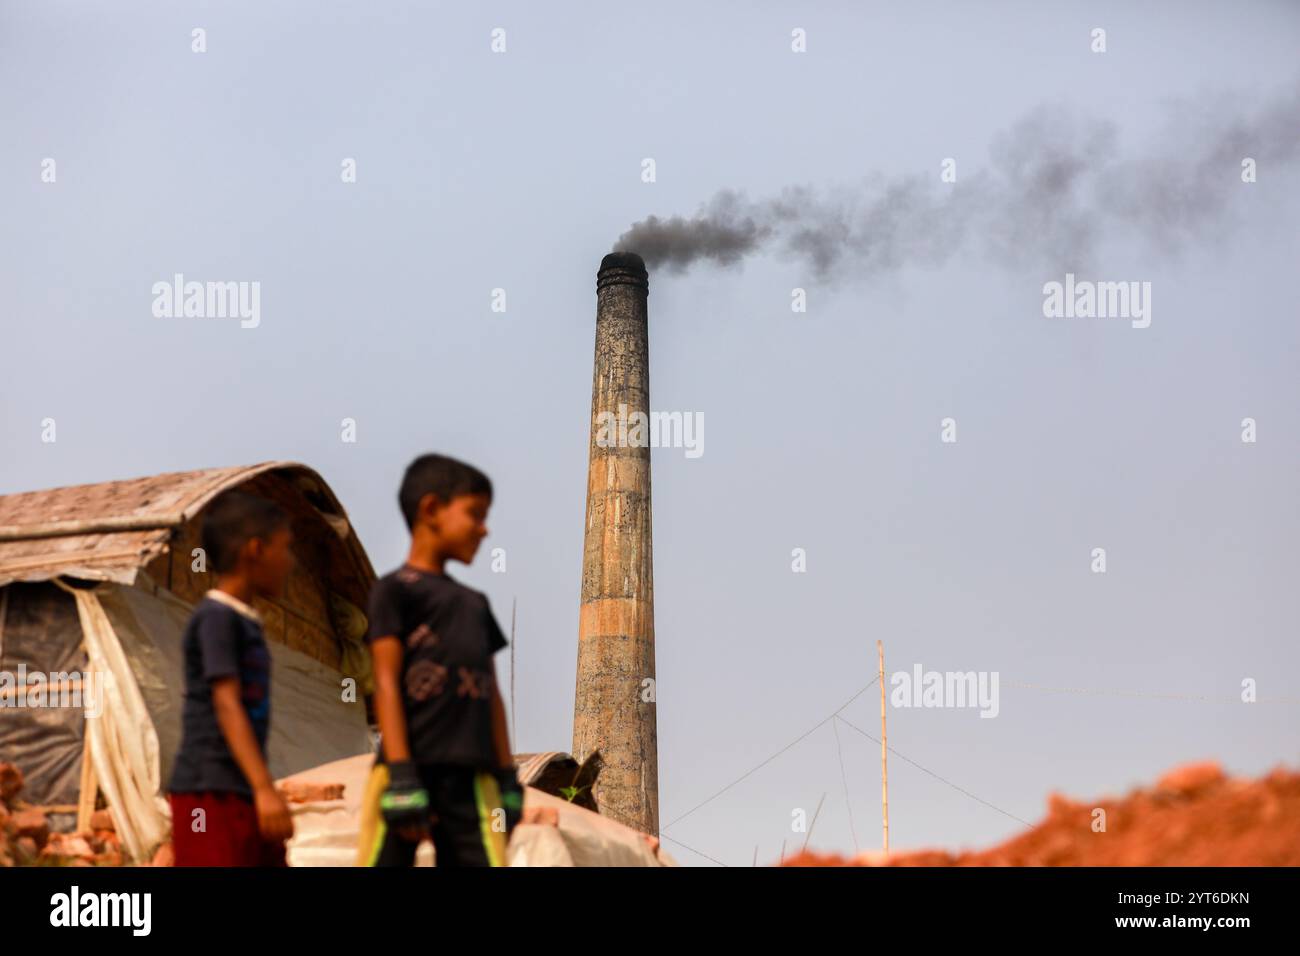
[277,780,345,804]
[782,760,1300,867]
[0,762,125,866]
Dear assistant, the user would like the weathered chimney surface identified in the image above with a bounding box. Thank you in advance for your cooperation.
[572,251,659,836]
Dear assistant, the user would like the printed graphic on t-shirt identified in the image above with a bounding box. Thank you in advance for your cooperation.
[406,659,448,701]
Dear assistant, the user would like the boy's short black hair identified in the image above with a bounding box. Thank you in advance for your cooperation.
[399,454,493,529]
[201,491,290,574]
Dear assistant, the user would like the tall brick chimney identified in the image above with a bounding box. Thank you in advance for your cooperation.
[572,251,659,836]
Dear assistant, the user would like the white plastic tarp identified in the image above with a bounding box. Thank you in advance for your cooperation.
[278,753,676,867]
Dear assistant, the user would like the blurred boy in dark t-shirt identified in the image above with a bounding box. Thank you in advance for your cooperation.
[357,453,521,867]
[168,491,295,866]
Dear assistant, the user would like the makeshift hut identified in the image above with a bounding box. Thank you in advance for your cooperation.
[0,463,375,862]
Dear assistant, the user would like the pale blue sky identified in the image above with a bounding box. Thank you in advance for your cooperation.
[2,1,1298,865]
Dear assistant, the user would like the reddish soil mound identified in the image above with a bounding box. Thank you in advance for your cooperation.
[782,761,1300,867]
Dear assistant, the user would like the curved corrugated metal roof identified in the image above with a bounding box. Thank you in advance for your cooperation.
[0,462,373,588]
[514,751,576,786]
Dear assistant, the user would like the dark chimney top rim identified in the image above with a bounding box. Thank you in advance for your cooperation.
[599,251,647,275]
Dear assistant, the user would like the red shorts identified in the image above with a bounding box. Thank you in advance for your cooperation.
[169,791,288,867]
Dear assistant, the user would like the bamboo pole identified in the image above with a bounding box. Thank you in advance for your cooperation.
[801,792,827,854]
[76,732,97,833]
[0,514,182,542]
[878,639,889,855]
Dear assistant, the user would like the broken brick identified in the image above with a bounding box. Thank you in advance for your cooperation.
[41,834,95,860]
[1156,760,1225,797]
[278,781,345,804]
[11,809,48,848]
[0,763,22,805]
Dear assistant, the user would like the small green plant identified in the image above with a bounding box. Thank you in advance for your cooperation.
[560,784,590,803]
